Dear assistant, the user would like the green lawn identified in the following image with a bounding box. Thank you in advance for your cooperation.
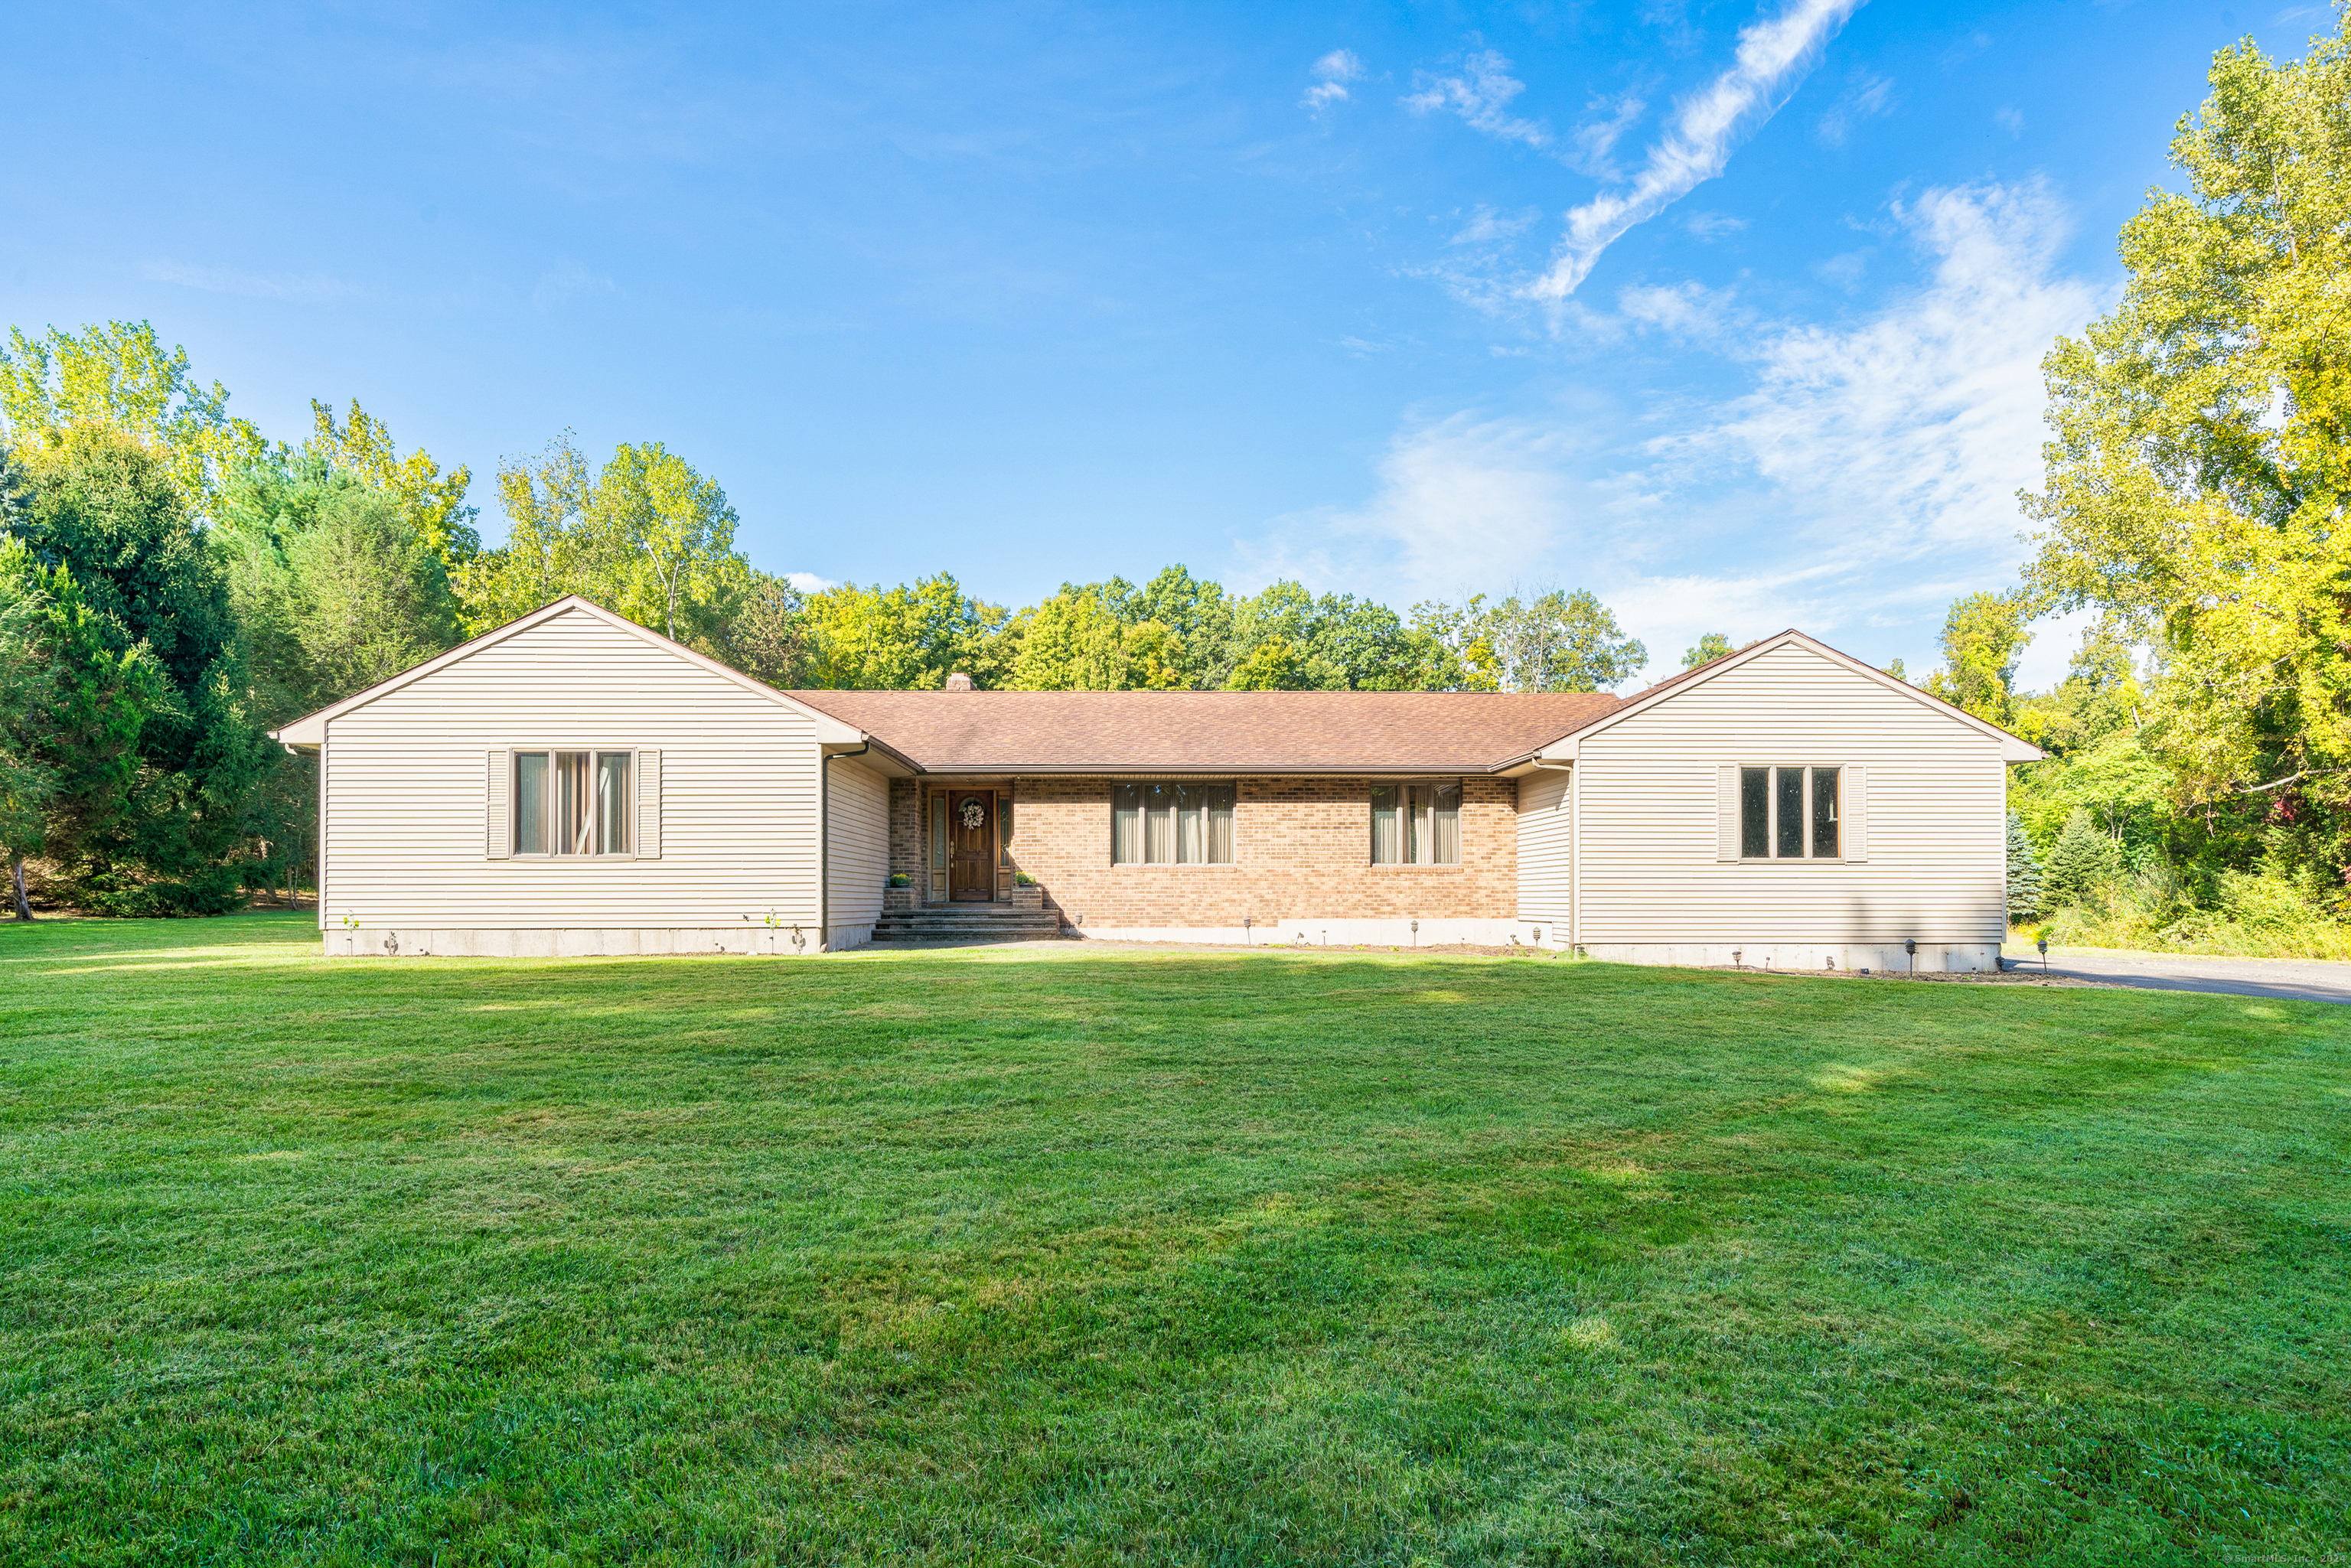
[2,915,2345,1566]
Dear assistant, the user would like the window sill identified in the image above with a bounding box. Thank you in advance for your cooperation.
[1733,857,1857,865]
[1107,862,1241,871]
[502,854,642,862]
[1369,863,1464,872]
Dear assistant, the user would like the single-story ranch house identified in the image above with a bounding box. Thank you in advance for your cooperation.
[271,595,2042,969]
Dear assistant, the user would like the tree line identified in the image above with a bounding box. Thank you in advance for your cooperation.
[0,324,1659,917]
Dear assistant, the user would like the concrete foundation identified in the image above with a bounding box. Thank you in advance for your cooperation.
[1071,917,1557,948]
[322,924,872,957]
[1572,941,2004,974]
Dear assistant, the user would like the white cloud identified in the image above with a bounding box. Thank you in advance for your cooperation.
[1247,181,2109,683]
[1404,50,1550,151]
[139,261,361,302]
[1244,406,1645,601]
[1691,181,2103,559]
[1303,49,1364,111]
[784,571,835,593]
[1527,0,1863,301]
[1617,279,1740,337]
[1682,210,1749,240]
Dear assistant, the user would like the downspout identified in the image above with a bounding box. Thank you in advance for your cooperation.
[819,740,871,953]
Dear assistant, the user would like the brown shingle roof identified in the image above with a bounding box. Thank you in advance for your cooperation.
[787,689,1622,774]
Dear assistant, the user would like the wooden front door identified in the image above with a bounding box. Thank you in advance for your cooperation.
[947,791,995,901]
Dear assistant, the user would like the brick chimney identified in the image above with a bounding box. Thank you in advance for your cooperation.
[945,672,973,691]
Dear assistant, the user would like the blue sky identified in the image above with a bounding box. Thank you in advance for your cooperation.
[4,0,2332,686]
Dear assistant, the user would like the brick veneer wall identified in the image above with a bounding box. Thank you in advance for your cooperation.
[888,778,923,885]
[983,775,1517,927]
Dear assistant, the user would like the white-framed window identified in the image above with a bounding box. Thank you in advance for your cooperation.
[513,750,634,856]
[1112,782,1235,864]
[1371,781,1461,865]
[1736,764,1841,860]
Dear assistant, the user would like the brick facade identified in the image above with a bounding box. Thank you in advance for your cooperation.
[892,775,1517,929]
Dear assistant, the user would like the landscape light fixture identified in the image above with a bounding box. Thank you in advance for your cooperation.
[2037,935,2049,973]
[1905,937,1917,976]
[1410,918,1418,947]
[1243,916,1252,945]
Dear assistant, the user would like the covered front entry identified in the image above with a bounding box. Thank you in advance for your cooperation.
[948,790,995,901]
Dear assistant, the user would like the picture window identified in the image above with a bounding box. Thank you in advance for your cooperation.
[1371,782,1460,865]
[1737,765,1838,859]
[512,751,632,855]
[1112,783,1234,864]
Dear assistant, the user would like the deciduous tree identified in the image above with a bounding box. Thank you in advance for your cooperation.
[2024,14,2351,808]
[1682,633,1734,669]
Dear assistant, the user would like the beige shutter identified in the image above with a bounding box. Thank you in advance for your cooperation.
[1717,764,1740,862]
[487,750,512,859]
[636,749,662,859]
[1842,764,1867,862]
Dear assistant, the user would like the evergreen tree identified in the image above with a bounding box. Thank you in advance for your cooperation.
[12,426,262,908]
[2043,806,2119,910]
[2005,810,2045,921]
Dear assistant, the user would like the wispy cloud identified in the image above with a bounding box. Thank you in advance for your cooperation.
[784,571,836,593]
[1244,406,1639,600]
[1687,180,2102,561]
[1244,181,2107,680]
[1448,205,1541,246]
[1569,93,1648,175]
[531,262,620,312]
[1303,49,1364,112]
[1404,50,1550,151]
[138,261,363,302]
[1815,70,1893,147]
[1526,0,1864,302]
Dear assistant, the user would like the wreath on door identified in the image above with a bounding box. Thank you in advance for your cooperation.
[960,799,987,830]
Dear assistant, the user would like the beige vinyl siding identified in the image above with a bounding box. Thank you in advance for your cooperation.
[321,606,824,929]
[1577,642,2007,943]
[1515,767,1573,926]
[826,757,890,947]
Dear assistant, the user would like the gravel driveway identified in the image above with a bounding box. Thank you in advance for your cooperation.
[2009,947,2351,1006]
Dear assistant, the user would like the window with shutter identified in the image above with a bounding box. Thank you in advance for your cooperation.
[1724,764,1858,862]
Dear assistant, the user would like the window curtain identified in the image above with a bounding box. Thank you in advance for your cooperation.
[595,752,631,854]
[1431,784,1460,864]
[514,753,548,855]
[1113,784,1143,864]
[1203,784,1234,862]
[1370,785,1400,864]
[1144,783,1175,863]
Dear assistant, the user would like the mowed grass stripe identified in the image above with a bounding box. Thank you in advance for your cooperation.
[0,912,2343,1566]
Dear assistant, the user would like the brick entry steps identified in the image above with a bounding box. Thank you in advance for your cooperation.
[870,898,1065,944]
